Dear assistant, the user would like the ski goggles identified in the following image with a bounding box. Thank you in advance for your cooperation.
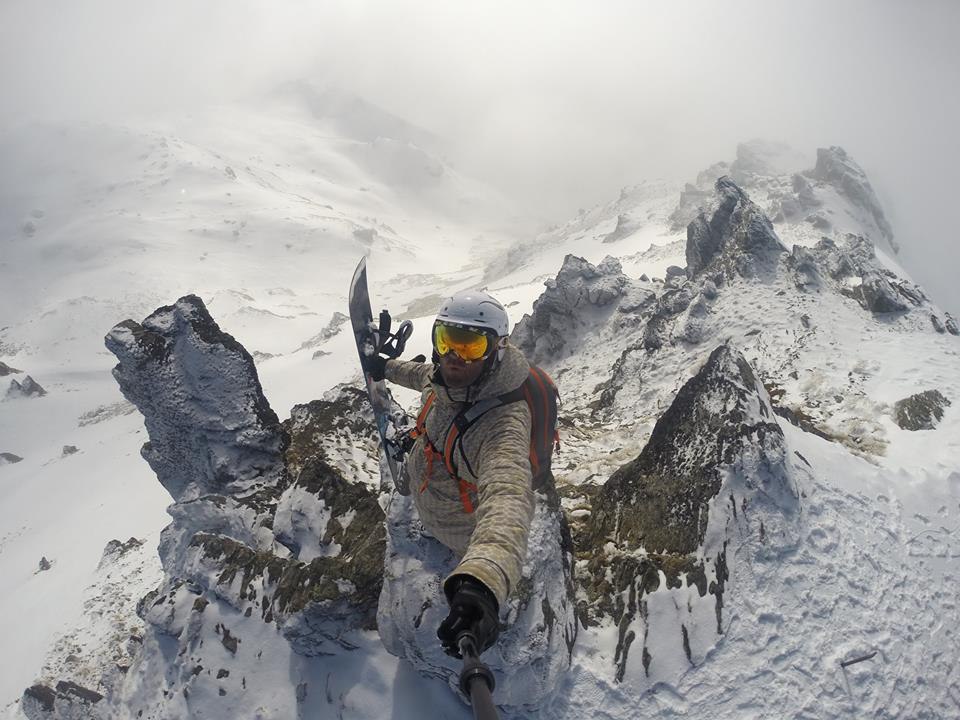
[432,322,494,362]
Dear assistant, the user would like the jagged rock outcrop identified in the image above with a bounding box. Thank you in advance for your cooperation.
[686,177,786,279]
[0,360,22,376]
[807,146,897,252]
[32,295,393,718]
[378,486,577,707]
[794,235,925,315]
[855,270,909,314]
[511,254,632,365]
[6,375,47,399]
[105,295,287,503]
[581,344,797,684]
[893,390,951,431]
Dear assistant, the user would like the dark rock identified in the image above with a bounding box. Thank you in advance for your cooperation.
[99,537,146,568]
[6,375,47,399]
[61,445,79,457]
[0,360,22,376]
[105,295,287,502]
[511,255,630,365]
[23,684,56,713]
[931,315,946,333]
[685,177,786,279]
[0,452,24,464]
[807,146,897,252]
[893,390,951,431]
[38,557,51,571]
[665,265,687,279]
[22,681,104,720]
[854,271,909,314]
[787,245,822,291]
[586,343,788,555]
[946,313,959,336]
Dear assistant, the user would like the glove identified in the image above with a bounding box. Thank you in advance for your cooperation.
[361,352,388,381]
[437,575,500,658]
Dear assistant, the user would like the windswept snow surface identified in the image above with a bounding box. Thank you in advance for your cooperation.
[2,111,959,720]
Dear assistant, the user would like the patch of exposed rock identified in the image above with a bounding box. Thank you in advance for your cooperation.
[0,360,22,376]
[806,146,897,252]
[686,177,786,279]
[23,681,104,720]
[787,235,926,315]
[1,452,24,465]
[581,344,796,683]
[6,375,47,399]
[893,390,951,431]
[511,254,634,365]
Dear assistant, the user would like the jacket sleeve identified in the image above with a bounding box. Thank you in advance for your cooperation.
[447,402,535,607]
[384,358,434,391]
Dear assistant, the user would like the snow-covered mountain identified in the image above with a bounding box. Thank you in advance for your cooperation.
[2,122,958,720]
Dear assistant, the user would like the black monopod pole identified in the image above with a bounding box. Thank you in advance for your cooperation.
[457,633,500,720]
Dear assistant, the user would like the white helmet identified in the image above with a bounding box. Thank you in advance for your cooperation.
[436,290,509,337]
[434,290,509,364]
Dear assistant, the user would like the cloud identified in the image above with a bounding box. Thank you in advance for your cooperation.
[1,0,958,308]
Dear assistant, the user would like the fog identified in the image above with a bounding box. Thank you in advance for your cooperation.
[2,0,958,309]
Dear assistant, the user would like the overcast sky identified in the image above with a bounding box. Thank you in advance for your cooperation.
[1,0,958,308]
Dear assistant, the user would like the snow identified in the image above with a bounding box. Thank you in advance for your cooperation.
[1,96,958,720]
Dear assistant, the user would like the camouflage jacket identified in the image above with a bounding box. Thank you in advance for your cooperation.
[385,344,534,606]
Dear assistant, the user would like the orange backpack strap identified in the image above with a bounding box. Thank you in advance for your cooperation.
[410,391,436,440]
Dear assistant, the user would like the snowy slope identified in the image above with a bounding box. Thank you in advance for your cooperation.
[0,90,525,717]
[2,125,959,720]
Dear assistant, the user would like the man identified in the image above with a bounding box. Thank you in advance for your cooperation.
[363,290,534,658]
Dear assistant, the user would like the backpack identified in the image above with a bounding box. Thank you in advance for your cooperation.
[410,366,560,513]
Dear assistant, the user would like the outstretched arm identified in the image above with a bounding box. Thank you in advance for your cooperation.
[385,358,434,391]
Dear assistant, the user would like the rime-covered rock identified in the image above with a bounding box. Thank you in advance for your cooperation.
[6,375,47,399]
[581,344,797,684]
[893,390,951,431]
[511,254,630,365]
[377,488,577,708]
[92,297,388,716]
[685,177,786,279]
[105,294,287,502]
[808,146,897,252]
[853,270,909,314]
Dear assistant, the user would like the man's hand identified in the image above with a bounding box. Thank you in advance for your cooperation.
[361,352,388,381]
[437,575,500,658]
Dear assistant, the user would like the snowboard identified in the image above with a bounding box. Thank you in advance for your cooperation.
[348,256,412,494]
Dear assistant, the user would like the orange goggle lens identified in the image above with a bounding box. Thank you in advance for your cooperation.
[433,323,490,361]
